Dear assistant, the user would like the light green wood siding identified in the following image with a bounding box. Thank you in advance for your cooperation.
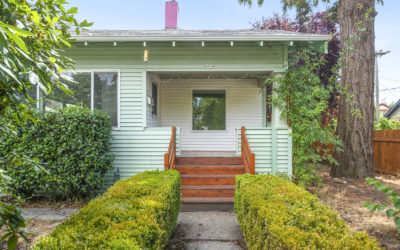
[68,42,285,72]
[64,41,290,182]
[107,127,181,184]
[237,126,292,175]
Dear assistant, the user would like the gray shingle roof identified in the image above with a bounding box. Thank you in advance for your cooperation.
[73,29,329,42]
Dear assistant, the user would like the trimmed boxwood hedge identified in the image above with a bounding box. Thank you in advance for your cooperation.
[33,170,181,250]
[234,174,381,249]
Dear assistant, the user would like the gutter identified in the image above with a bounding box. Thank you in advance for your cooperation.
[72,35,330,42]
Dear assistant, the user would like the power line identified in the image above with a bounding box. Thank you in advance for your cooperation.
[380,82,400,99]
[380,87,400,91]
[381,77,400,82]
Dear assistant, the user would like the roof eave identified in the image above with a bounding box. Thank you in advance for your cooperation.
[72,35,329,42]
[385,100,400,118]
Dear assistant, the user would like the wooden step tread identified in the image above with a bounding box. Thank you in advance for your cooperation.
[175,164,243,167]
[181,185,235,190]
[176,157,241,165]
[181,175,237,178]
[175,165,245,175]
[181,197,234,204]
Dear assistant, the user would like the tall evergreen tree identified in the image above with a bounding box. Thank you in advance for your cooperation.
[239,0,382,178]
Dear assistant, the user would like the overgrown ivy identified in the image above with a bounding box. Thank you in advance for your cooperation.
[266,48,342,187]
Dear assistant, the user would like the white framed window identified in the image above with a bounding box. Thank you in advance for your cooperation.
[44,70,120,129]
[192,90,226,131]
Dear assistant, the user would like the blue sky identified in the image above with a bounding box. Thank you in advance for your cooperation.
[67,0,400,104]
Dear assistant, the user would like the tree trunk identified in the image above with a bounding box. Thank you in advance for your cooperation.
[331,0,375,178]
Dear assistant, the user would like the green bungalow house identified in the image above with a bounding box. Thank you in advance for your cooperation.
[40,1,328,202]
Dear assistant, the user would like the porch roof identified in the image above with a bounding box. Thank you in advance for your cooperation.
[73,29,329,42]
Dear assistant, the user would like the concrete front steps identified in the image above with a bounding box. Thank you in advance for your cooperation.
[175,157,244,211]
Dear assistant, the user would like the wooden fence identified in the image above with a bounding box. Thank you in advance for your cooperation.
[374,130,400,175]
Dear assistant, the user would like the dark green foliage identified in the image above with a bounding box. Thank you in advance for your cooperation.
[0,199,28,250]
[0,106,113,200]
[33,170,181,250]
[234,174,381,249]
[266,49,342,187]
[0,0,92,121]
[0,170,28,250]
[364,178,400,233]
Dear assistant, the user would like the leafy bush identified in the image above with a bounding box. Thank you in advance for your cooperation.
[0,170,28,250]
[364,178,400,233]
[0,106,113,200]
[293,163,322,188]
[33,170,181,250]
[266,49,342,188]
[234,174,380,249]
[0,198,28,250]
[375,117,400,130]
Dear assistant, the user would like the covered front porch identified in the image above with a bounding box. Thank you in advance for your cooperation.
[145,71,292,175]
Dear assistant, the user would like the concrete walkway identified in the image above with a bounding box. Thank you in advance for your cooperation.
[167,212,245,250]
[21,208,79,220]
[22,209,245,249]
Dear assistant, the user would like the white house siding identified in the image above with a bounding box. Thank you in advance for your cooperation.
[160,79,263,152]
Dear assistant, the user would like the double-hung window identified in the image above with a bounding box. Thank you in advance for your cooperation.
[44,70,119,128]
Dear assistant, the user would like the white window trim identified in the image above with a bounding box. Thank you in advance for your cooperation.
[64,69,121,130]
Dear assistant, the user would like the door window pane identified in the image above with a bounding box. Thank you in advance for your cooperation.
[192,90,226,130]
[94,72,118,127]
[44,72,91,111]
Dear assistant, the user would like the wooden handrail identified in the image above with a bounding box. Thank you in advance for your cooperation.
[164,126,176,170]
[241,127,255,175]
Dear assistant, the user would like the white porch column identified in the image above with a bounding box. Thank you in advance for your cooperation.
[271,81,287,127]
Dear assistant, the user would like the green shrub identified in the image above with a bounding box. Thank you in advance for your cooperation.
[364,178,400,233]
[375,117,400,130]
[234,174,381,249]
[33,170,180,250]
[0,106,113,200]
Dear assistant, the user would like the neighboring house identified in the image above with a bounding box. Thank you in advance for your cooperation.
[385,100,400,120]
[379,103,391,117]
[34,1,328,189]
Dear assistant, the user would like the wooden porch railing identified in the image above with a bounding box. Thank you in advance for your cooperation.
[164,126,176,170]
[241,127,255,174]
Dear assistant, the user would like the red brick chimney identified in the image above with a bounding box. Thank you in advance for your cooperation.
[165,1,178,29]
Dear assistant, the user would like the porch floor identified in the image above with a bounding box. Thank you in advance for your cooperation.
[180,151,236,158]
